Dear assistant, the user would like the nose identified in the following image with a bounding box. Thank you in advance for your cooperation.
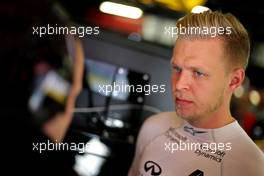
[171,71,190,92]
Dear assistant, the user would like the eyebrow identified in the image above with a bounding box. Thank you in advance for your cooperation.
[170,63,209,73]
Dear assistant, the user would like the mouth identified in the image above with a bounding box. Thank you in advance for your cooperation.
[175,97,193,106]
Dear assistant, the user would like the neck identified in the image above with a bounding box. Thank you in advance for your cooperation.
[188,100,235,129]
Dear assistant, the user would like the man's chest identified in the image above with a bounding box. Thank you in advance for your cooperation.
[137,129,224,176]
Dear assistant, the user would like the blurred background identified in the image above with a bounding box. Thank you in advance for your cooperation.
[1,0,264,175]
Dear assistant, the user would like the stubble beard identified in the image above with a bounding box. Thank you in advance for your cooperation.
[175,90,225,122]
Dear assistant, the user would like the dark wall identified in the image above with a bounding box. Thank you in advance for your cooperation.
[82,34,175,112]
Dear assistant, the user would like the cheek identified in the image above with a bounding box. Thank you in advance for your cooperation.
[193,81,223,103]
[192,81,213,101]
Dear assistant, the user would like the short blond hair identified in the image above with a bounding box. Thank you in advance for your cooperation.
[176,10,250,70]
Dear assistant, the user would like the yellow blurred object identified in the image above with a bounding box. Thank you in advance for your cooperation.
[139,0,207,12]
[254,140,264,152]
[45,90,67,105]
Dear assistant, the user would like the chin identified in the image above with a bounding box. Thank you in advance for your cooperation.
[176,108,199,122]
[176,110,191,119]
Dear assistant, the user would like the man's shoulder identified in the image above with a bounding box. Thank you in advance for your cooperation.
[144,111,181,127]
[139,111,182,138]
[135,112,182,153]
[224,124,264,174]
[229,129,264,159]
[225,139,264,175]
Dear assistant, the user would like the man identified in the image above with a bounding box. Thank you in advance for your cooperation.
[128,10,264,176]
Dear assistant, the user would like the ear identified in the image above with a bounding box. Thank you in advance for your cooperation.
[229,68,245,92]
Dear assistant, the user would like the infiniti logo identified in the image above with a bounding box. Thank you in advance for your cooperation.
[184,126,207,136]
[144,161,162,176]
[189,169,204,176]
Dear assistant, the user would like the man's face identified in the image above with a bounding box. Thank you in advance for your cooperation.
[171,38,230,122]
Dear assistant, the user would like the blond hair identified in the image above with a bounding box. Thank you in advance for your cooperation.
[176,10,250,70]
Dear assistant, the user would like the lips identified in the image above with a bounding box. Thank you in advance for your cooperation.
[175,97,193,106]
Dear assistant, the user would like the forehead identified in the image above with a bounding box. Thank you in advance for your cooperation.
[171,38,225,71]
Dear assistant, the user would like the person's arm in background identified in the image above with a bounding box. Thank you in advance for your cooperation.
[42,36,84,143]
